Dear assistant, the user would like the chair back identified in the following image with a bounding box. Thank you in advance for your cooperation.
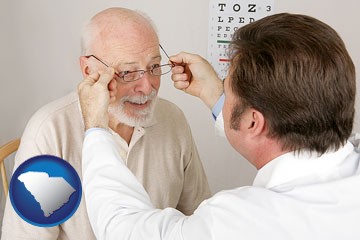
[0,139,20,197]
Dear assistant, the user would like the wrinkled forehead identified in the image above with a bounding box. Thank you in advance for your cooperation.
[100,26,157,50]
[90,24,159,61]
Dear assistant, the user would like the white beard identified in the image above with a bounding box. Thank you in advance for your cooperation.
[108,89,157,127]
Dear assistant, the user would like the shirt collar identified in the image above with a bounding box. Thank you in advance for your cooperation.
[139,108,158,128]
[253,141,355,190]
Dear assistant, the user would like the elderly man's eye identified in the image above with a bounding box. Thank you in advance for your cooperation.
[151,64,161,69]
[119,71,130,77]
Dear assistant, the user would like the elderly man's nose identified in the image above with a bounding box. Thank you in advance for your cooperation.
[134,73,154,94]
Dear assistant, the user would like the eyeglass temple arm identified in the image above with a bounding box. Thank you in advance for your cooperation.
[159,44,175,67]
[85,55,121,77]
[87,55,110,67]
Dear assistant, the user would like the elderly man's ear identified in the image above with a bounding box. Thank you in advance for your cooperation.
[79,56,91,77]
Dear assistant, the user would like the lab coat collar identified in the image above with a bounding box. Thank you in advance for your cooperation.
[253,139,356,191]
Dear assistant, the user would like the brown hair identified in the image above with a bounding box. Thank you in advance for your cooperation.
[229,13,356,153]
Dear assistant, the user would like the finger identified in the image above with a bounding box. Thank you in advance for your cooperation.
[78,72,100,91]
[96,67,115,87]
[169,52,199,65]
[184,65,193,82]
[85,72,101,85]
[171,73,189,82]
[171,65,185,74]
[173,80,190,90]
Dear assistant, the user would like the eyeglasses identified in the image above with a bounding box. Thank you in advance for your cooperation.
[84,44,175,82]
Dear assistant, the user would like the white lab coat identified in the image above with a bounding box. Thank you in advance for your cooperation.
[82,130,360,240]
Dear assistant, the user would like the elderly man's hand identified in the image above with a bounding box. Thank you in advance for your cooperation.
[78,67,117,130]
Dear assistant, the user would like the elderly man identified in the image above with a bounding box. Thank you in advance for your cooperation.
[79,13,360,239]
[2,8,210,240]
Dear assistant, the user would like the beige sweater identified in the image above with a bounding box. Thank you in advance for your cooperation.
[2,92,210,240]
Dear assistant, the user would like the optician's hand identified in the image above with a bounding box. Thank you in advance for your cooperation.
[170,52,224,109]
[78,67,117,130]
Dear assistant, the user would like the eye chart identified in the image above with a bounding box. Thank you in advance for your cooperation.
[208,0,274,80]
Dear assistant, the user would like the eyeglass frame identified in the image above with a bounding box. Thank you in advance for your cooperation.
[84,44,175,82]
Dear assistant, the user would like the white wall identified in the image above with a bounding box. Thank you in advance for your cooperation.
[1,0,359,225]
